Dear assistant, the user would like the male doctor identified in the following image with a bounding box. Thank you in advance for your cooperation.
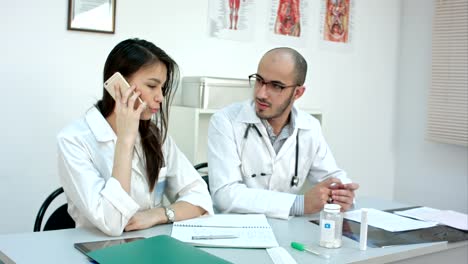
[207,47,359,219]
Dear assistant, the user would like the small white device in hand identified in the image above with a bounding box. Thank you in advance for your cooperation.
[104,72,143,103]
[360,208,368,250]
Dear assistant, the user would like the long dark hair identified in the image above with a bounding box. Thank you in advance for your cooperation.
[96,38,179,192]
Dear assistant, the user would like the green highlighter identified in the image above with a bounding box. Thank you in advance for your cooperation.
[87,235,232,264]
[291,242,331,259]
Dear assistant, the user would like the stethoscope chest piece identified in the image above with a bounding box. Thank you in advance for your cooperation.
[290,175,299,187]
[290,131,300,187]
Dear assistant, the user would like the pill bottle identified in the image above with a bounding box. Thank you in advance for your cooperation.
[319,204,343,248]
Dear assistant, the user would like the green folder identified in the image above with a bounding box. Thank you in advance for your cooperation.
[87,235,232,264]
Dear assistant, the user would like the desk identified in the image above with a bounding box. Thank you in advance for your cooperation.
[0,197,466,263]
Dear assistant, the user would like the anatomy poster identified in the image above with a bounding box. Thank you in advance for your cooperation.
[320,0,354,45]
[208,0,255,41]
[268,0,312,46]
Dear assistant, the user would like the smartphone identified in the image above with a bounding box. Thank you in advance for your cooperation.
[104,72,143,103]
[74,237,145,255]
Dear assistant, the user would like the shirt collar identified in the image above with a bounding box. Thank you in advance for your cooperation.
[85,106,116,142]
[236,100,262,124]
[85,106,143,161]
[236,100,312,130]
[295,106,313,130]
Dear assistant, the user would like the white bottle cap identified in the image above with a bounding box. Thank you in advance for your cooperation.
[324,204,341,212]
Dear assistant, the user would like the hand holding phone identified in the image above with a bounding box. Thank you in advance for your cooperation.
[104,72,143,104]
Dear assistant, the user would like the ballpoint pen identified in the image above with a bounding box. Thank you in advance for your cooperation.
[291,242,331,259]
[192,235,238,240]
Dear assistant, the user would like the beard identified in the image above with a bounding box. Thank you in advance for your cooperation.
[255,88,295,120]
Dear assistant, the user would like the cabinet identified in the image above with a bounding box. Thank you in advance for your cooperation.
[168,105,322,165]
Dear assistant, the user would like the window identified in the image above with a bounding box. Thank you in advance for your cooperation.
[427,0,468,146]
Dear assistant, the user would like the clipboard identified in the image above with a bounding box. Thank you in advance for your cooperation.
[86,235,232,264]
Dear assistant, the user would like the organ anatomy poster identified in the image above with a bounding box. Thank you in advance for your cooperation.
[208,0,255,41]
[320,0,354,45]
[268,0,311,46]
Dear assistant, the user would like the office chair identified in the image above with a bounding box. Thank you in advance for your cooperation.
[33,187,75,232]
[194,162,209,192]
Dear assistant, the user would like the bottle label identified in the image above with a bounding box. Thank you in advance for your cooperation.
[320,220,335,242]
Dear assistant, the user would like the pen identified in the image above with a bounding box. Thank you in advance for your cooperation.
[291,242,330,259]
[192,235,238,240]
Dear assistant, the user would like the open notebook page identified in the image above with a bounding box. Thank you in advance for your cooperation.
[171,214,279,248]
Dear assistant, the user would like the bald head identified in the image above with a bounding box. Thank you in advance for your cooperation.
[261,47,307,85]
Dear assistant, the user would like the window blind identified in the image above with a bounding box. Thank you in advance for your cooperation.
[427,0,468,146]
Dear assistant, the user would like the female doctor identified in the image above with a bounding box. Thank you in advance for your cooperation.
[57,38,213,236]
[208,47,359,219]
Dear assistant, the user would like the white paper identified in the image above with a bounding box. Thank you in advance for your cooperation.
[394,207,468,231]
[267,247,298,264]
[171,214,279,248]
[344,209,438,232]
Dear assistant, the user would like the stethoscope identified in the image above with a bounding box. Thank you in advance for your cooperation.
[243,124,299,187]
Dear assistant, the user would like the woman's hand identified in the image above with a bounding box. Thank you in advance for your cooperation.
[124,208,166,232]
[124,202,206,232]
[111,84,146,193]
[114,84,147,145]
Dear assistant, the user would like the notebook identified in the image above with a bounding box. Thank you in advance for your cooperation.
[86,235,231,264]
[171,214,279,248]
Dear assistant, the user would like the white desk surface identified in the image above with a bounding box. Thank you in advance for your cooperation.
[0,196,466,264]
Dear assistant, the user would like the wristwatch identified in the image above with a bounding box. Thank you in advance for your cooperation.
[164,206,175,223]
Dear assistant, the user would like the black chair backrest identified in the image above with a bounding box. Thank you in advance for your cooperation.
[34,187,75,232]
[194,162,209,192]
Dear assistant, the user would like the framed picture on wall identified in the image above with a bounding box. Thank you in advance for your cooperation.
[67,0,116,34]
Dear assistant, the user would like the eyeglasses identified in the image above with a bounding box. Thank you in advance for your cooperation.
[248,74,298,95]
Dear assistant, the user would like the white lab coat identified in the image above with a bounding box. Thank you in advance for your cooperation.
[208,100,351,219]
[57,107,213,236]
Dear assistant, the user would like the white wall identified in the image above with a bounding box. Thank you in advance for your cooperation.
[315,1,401,201]
[395,0,468,213]
[0,0,401,234]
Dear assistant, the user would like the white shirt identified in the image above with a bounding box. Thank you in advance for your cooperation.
[57,107,213,236]
[207,100,351,219]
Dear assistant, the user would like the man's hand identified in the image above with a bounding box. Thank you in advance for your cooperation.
[329,182,359,211]
[304,177,342,214]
